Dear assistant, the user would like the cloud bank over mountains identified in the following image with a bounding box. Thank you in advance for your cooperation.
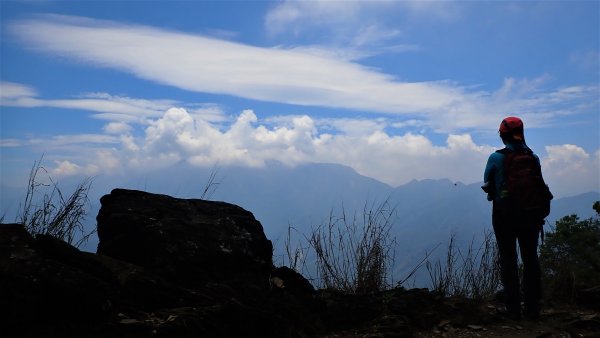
[2,88,596,199]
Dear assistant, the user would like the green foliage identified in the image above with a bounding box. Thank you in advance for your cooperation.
[539,202,600,303]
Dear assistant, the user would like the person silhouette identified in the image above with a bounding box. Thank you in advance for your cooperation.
[483,116,550,321]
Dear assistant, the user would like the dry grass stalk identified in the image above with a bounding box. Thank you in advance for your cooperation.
[16,157,94,248]
[427,230,501,299]
[309,200,397,294]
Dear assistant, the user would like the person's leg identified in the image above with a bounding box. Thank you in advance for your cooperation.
[493,210,521,319]
[518,218,542,319]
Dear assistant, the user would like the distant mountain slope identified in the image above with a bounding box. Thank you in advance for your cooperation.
[548,191,600,224]
[214,162,392,241]
[2,162,598,287]
[209,163,599,286]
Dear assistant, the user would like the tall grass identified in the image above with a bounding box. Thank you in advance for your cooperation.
[200,164,221,200]
[308,200,397,294]
[279,224,310,275]
[15,157,94,248]
[426,231,501,299]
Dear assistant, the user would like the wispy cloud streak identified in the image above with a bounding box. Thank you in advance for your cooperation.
[8,15,488,127]
[10,15,596,133]
[0,81,225,123]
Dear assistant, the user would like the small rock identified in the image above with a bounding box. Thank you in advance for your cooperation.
[467,325,484,331]
[271,276,285,288]
[438,319,451,327]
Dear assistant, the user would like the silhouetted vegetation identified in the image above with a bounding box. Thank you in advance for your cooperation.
[15,157,94,248]
[281,224,310,274]
[200,164,221,200]
[539,201,600,304]
[426,231,501,300]
[308,200,397,294]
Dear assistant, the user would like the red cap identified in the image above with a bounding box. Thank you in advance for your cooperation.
[499,116,524,140]
[499,116,524,133]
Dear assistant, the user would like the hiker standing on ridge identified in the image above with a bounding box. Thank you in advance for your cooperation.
[483,116,553,321]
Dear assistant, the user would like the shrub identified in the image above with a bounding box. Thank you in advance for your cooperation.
[539,202,600,303]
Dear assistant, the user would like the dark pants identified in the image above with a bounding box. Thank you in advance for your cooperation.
[493,203,542,316]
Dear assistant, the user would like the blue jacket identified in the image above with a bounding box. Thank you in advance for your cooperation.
[484,142,541,202]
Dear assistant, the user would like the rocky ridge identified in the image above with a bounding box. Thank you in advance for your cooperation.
[1,189,598,338]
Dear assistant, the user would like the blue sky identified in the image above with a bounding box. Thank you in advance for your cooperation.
[1,0,599,199]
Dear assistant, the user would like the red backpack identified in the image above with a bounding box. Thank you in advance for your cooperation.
[498,147,553,218]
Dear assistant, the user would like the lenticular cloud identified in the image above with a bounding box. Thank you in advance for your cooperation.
[11,15,472,121]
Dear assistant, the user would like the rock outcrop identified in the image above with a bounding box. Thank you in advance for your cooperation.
[96,188,273,289]
[1,189,318,338]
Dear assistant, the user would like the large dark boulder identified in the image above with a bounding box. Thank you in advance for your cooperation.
[96,189,273,288]
[93,189,323,337]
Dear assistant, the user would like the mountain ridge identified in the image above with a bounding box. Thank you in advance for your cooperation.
[1,161,598,286]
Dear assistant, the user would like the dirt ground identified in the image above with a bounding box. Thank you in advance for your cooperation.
[321,305,600,338]
[416,307,600,338]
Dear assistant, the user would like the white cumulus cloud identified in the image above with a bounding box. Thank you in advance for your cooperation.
[542,144,600,197]
[19,106,598,198]
[52,160,81,176]
[39,108,490,187]
[103,122,132,134]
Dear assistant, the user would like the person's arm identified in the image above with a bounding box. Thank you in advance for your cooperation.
[483,155,495,183]
[483,154,497,201]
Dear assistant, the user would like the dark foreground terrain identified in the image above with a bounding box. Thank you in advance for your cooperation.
[1,189,598,338]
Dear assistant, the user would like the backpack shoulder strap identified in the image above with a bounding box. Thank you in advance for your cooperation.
[496,147,532,155]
